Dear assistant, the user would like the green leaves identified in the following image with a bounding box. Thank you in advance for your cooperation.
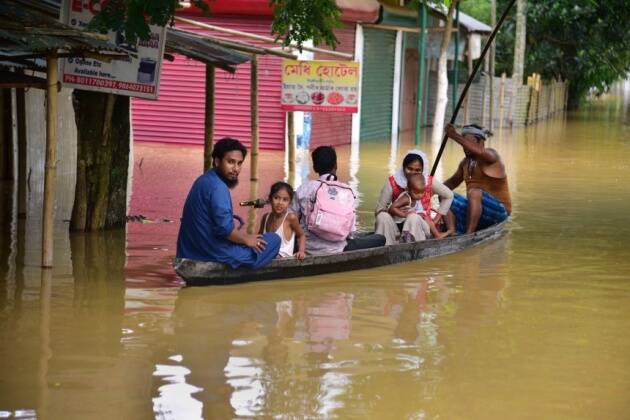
[87,0,341,51]
[462,0,630,106]
[526,0,630,105]
[269,0,342,51]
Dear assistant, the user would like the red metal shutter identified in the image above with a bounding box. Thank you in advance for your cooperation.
[310,25,356,148]
[131,15,285,150]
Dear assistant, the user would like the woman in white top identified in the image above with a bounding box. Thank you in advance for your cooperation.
[258,182,306,259]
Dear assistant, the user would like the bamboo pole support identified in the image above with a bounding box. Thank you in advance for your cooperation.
[481,55,492,127]
[287,111,295,181]
[464,34,473,124]
[17,87,27,218]
[38,268,52,417]
[422,55,430,126]
[248,55,259,234]
[42,53,58,268]
[203,65,215,172]
[0,90,5,179]
[250,55,259,183]
[488,0,496,130]
[499,72,506,127]
[415,0,428,145]
[451,2,460,118]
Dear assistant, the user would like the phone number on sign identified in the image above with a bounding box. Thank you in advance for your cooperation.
[63,74,156,94]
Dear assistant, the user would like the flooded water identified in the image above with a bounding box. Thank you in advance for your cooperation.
[1,84,630,419]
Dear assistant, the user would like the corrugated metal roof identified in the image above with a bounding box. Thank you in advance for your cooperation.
[166,28,251,73]
[0,0,126,57]
[456,11,493,34]
[380,3,492,34]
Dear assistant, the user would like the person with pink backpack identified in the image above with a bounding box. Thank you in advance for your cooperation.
[290,146,386,256]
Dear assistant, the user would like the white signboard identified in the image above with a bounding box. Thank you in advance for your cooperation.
[60,0,167,99]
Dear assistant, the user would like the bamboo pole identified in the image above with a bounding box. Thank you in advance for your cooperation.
[489,0,496,130]
[42,53,58,268]
[422,55,430,126]
[287,111,295,181]
[38,268,52,417]
[203,65,215,172]
[250,55,259,183]
[248,55,259,234]
[482,55,489,127]
[415,0,428,145]
[17,86,27,218]
[464,34,474,124]
[451,2,460,117]
[499,72,506,127]
[0,89,5,180]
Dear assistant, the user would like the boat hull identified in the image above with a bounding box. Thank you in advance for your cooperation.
[174,221,507,286]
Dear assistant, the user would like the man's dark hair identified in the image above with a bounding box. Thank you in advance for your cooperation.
[311,146,337,175]
[212,137,247,166]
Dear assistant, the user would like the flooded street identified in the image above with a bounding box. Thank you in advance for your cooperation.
[1,85,630,419]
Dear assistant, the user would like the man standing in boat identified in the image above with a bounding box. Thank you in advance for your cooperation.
[443,124,512,233]
[176,138,281,268]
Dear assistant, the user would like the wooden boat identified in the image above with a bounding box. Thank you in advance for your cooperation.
[173,221,507,286]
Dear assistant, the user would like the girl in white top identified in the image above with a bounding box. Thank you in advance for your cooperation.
[258,182,306,259]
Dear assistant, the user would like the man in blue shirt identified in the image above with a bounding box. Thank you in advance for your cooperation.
[176,138,280,269]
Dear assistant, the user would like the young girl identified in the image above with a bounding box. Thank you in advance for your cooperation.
[389,173,454,241]
[258,182,306,259]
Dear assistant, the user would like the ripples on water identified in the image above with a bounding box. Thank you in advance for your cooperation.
[1,85,630,419]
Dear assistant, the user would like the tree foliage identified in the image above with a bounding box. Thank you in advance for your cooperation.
[461,0,630,106]
[526,0,630,106]
[269,0,342,50]
[88,0,341,50]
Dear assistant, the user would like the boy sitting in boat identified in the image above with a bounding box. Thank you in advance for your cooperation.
[176,138,280,268]
[258,182,306,259]
[290,146,386,255]
[389,173,453,242]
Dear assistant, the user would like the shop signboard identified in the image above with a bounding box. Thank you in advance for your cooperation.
[60,0,167,99]
[281,59,360,113]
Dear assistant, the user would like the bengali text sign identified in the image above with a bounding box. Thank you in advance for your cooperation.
[281,60,360,113]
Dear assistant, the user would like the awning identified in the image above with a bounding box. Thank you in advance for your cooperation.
[378,3,492,35]
[166,28,251,73]
[0,0,127,72]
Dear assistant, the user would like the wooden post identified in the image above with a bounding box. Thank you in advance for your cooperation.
[287,111,295,182]
[42,53,58,268]
[248,55,259,234]
[17,87,27,218]
[0,89,5,180]
[203,65,215,172]
[464,34,474,124]
[250,55,259,183]
[499,72,506,128]
[415,0,428,145]
[489,0,496,130]
[38,268,52,417]
[481,54,489,127]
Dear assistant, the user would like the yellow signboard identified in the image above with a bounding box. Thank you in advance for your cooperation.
[281,59,360,113]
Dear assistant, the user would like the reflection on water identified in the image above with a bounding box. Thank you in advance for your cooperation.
[1,83,630,418]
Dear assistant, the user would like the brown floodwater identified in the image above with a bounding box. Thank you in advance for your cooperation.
[1,84,630,419]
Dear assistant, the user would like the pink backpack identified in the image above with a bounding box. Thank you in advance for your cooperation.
[307,179,356,242]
